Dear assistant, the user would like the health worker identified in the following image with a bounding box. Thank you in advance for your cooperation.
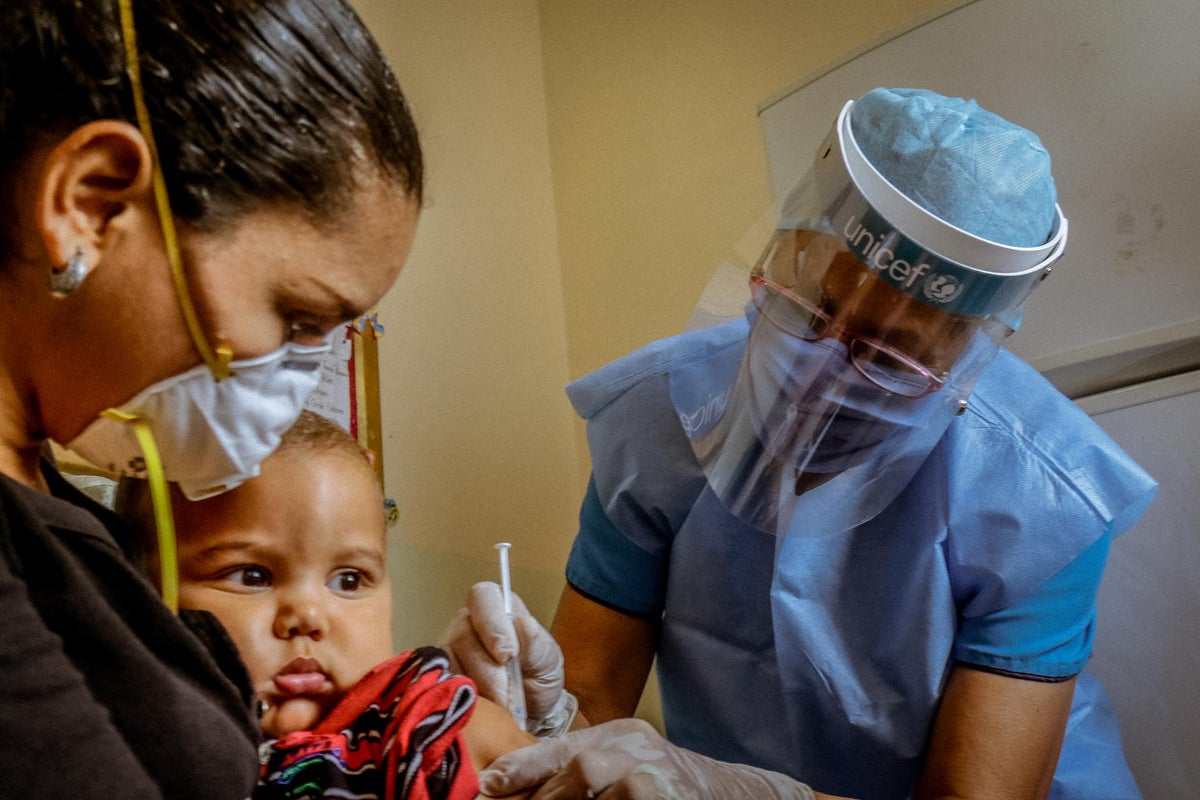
[445,88,1158,800]
[0,1,422,797]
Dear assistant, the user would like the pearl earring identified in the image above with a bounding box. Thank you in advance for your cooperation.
[49,247,89,296]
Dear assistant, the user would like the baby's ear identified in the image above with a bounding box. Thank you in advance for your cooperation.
[36,120,154,273]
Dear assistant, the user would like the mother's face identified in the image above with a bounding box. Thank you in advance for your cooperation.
[50,174,419,443]
[181,178,419,360]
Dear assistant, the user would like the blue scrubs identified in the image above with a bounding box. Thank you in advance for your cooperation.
[565,321,1156,800]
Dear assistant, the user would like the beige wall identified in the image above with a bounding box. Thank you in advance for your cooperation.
[354,0,945,701]
[353,0,581,649]
[538,0,949,484]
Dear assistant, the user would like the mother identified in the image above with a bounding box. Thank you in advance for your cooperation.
[0,1,422,796]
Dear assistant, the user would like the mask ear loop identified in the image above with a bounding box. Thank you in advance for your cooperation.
[103,409,179,613]
[117,0,232,382]
[111,0,216,612]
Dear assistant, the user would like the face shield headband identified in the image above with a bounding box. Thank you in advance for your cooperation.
[669,100,1068,536]
[807,100,1067,328]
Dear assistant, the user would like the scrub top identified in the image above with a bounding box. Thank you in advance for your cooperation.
[564,320,1156,800]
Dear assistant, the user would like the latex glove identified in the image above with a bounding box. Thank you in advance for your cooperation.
[478,718,832,800]
[439,581,574,735]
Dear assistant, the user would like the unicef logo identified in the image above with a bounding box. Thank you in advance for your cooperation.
[922,273,963,304]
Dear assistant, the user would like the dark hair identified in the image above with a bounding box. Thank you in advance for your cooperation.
[0,0,422,253]
[114,409,378,574]
[116,409,375,516]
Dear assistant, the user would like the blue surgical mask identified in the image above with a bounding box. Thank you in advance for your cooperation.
[745,324,928,475]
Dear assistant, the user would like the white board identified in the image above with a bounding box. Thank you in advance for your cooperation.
[758,0,1200,396]
[1089,378,1200,800]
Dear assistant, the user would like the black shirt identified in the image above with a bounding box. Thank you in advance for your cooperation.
[0,464,259,798]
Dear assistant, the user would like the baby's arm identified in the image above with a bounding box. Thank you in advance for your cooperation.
[464,697,539,799]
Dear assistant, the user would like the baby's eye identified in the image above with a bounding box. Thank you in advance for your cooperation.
[327,570,367,596]
[221,566,272,590]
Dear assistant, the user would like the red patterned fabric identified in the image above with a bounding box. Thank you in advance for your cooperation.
[256,647,479,800]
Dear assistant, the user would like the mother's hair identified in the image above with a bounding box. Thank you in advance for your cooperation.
[0,0,422,256]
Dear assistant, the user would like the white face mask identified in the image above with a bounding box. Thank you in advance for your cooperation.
[67,337,331,499]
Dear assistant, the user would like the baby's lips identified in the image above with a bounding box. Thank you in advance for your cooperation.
[273,672,327,695]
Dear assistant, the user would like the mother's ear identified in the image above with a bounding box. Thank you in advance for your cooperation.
[36,120,154,281]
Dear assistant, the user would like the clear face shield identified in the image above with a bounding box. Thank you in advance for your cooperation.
[672,100,1067,535]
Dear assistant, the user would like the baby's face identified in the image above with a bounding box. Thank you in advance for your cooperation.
[175,448,393,739]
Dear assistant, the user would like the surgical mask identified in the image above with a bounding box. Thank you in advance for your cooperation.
[745,322,927,475]
[678,306,982,534]
[68,337,331,500]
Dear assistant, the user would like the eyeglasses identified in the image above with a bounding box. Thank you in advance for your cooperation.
[748,274,945,398]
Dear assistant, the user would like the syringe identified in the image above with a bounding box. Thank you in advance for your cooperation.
[494,542,528,731]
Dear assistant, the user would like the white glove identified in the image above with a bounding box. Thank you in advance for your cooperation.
[439,581,575,735]
[477,718,827,800]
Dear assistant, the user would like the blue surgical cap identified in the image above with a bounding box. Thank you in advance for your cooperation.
[849,87,1057,248]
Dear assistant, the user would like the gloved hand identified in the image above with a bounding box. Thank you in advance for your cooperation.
[477,718,846,800]
[439,581,575,735]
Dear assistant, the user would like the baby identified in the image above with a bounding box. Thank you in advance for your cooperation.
[120,410,534,799]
